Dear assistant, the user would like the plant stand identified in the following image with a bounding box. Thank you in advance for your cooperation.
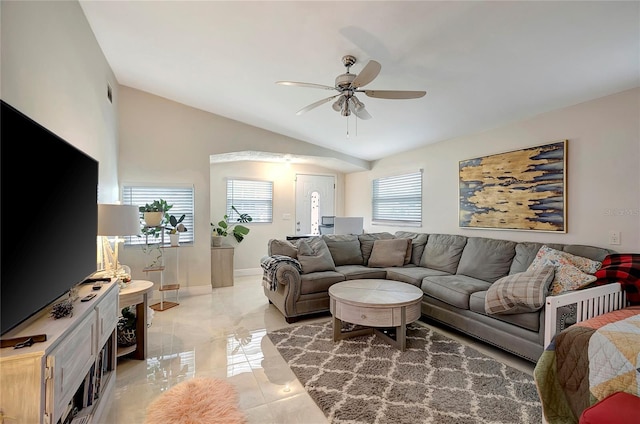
[146,245,181,311]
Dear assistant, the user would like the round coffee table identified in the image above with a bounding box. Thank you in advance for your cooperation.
[328,279,423,351]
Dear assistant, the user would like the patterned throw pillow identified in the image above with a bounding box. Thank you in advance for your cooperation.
[528,245,601,295]
[296,237,336,274]
[485,265,555,315]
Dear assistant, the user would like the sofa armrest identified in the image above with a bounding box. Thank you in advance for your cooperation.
[261,255,304,319]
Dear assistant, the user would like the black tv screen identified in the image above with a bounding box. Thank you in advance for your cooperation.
[1,100,99,336]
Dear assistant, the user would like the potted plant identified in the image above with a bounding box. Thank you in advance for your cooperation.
[166,214,187,246]
[210,206,252,247]
[139,199,172,227]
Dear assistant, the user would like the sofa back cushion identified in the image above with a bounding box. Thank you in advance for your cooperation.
[457,237,517,282]
[268,239,298,258]
[509,242,564,274]
[368,238,412,268]
[563,245,615,262]
[419,234,467,274]
[358,232,396,265]
[395,231,429,265]
[322,234,363,266]
[296,237,336,274]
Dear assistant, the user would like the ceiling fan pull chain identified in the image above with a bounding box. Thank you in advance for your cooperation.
[346,115,349,138]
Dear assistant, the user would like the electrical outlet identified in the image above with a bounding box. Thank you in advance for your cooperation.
[608,231,621,245]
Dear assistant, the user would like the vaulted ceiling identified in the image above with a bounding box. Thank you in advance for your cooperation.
[80,1,639,165]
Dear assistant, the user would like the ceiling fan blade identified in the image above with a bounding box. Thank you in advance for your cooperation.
[362,90,426,99]
[350,60,381,88]
[353,107,372,120]
[295,94,341,115]
[276,81,336,91]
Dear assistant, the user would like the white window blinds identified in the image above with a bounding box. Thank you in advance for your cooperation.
[372,170,422,226]
[226,179,273,223]
[122,185,195,245]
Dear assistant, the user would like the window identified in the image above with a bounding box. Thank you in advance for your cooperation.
[226,179,273,223]
[372,170,422,226]
[122,185,195,245]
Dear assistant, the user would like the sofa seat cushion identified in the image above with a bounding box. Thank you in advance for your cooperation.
[322,234,363,265]
[419,234,467,274]
[456,237,516,282]
[335,265,387,280]
[421,275,491,309]
[469,291,541,332]
[300,272,345,295]
[386,266,450,287]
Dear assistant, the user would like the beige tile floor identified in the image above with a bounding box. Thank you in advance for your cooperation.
[104,275,535,423]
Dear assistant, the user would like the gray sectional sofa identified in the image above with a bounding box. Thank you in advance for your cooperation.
[260,232,613,362]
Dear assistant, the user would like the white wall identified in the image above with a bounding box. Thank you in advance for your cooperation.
[346,88,640,253]
[0,0,120,202]
[210,161,343,271]
[117,87,347,287]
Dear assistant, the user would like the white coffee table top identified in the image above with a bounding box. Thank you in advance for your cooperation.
[329,279,423,308]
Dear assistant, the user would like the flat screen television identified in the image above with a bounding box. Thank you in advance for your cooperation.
[1,100,99,336]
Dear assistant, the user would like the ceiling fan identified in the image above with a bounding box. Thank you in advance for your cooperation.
[276,55,426,120]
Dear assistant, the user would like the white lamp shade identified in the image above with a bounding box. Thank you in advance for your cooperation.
[98,204,140,236]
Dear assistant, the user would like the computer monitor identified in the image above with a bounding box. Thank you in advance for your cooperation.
[333,217,364,235]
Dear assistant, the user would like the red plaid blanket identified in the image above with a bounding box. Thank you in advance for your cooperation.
[594,254,640,304]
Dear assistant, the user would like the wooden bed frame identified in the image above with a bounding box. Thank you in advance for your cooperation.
[544,282,627,349]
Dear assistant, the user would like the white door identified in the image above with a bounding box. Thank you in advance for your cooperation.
[295,174,335,235]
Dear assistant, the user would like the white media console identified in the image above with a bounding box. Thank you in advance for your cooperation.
[0,280,118,424]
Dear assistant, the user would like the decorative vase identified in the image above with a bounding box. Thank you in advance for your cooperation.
[211,235,223,247]
[169,233,180,247]
[144,211,164,226]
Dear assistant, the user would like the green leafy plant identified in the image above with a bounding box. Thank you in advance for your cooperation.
[210,206,252,243]
[166,214,187,234]
[138,199,172,213]
[139,199,173,238]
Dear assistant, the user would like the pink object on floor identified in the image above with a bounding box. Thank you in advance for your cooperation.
[145,377,247,424]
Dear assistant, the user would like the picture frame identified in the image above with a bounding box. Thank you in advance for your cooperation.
[459,140,567,232]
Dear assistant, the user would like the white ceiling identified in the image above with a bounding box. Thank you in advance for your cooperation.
[79,1,639,166]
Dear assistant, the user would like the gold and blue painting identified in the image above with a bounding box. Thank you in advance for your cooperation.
[459,140,566,232]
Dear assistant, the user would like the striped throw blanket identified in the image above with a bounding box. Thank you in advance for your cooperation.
[261,255,301,291]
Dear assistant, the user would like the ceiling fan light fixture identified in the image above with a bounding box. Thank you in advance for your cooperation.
[351,96,365,112]
[332,96,346,111]
[341,100,351,116]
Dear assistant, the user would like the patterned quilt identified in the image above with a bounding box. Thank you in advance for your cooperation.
[534,306,640,423]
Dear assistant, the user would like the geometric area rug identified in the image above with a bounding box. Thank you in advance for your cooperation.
[268,320,542,424]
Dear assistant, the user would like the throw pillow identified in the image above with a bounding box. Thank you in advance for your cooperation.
[368,238,412,268]
[322,234,363,266]
[531,245,602,274]
[528,245,601,295]
[485,265,555,315]
[268,239,297,258]
[358,232,396,264]
[395,231,429,265]
[296,237,336,274]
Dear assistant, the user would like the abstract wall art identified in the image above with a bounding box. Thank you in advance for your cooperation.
[459,140,566,232]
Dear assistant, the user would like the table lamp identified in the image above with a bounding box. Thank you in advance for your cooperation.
[98,204,140,278]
